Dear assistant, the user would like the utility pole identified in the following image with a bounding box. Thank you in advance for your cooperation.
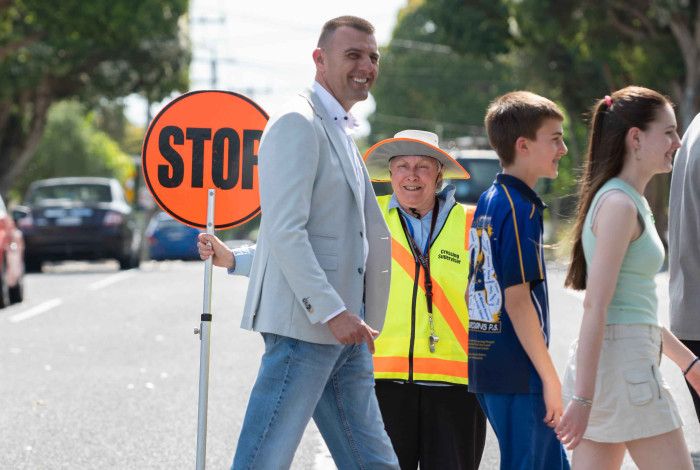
[210,56,217,89]
[191,14,226,90]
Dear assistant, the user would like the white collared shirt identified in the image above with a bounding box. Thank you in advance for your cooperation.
[311,82,366,216]
[312,81,368,323]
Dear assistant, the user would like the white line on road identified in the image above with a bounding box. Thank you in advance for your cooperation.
[88,270,135,291]
[8,298,63,323]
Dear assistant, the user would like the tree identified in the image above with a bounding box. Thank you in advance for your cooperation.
[0,0,190,196]
[417,0,692,234]
[369,1,522,144]
[598,0,700,130]
[93,100,146,156]
[13,100,133,199]
[422,0,690,126]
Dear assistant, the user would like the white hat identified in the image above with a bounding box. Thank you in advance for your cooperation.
[363,130,470,182]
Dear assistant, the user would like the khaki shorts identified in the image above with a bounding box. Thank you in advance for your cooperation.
[562,324,683,443]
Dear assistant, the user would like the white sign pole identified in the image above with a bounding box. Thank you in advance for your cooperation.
[195,189,215,470]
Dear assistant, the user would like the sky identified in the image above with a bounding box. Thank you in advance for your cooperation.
[125,0,407,136]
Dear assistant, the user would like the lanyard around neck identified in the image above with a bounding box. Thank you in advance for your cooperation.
[398,197,439,313]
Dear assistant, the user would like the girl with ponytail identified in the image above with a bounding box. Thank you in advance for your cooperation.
[555,86,700,469]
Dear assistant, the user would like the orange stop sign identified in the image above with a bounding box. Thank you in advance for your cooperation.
[142,90,268,229]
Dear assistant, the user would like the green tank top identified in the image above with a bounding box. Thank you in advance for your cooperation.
[581,177,664,325]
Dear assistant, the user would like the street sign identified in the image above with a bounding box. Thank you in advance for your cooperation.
[141,90,268,229]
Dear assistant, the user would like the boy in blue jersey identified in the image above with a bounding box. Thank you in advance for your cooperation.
[467,91,569,469]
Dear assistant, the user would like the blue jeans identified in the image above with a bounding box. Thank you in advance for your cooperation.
[232,333,399,470]
[477,393,569,470]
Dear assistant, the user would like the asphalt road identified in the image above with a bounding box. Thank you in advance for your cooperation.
[0,260,322,469]
[1,260,697,469]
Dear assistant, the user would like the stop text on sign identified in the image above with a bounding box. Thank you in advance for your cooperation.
[157,127,262,190]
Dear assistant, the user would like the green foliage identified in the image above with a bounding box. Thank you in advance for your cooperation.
[93,100,146,156]
[0,0,190,102]
[373,0,694,222]
[13,100,133,199]
[122,122,147,157]
[0,0,190,195]
[420,0,510,59]
[369,2,523,143]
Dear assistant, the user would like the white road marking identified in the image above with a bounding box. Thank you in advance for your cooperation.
[88,270,135,291]
[9,298,63,323]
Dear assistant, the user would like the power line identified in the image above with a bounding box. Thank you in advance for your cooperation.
[228,12,318,34]
[371,113,484,134]
[390,39,453,54]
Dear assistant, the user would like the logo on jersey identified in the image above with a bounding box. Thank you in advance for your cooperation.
[468,220,502,332]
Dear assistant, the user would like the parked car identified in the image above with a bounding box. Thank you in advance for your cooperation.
[0,194,24,307]
[446,149,503,205]
[16,177,141,271]
[146,211,201,261]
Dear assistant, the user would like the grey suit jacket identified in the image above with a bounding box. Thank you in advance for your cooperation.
[669,112,700,340]
[237,88,391,344]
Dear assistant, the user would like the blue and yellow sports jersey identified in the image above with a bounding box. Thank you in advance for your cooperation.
[467,173,549,394]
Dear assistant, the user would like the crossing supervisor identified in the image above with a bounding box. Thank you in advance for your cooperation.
[363,130,487,470]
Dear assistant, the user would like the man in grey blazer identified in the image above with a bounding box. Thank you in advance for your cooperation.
[198,16,399,470]
[669,112,700,422]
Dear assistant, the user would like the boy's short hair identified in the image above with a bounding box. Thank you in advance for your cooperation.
[318,16,375,47]
[485,91,564,166]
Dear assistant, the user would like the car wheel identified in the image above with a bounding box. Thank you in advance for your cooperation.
[0,265,10,308]
[118,250,139,270]
[130,249,141,269]
[9,277,23,304]
[118,254,131,270]
[25,257,42,273]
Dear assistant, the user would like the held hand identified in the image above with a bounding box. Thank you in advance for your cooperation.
[542,378,563,428]
[327,311,380,353]
[197,233,234,269]
[556,400,592,450]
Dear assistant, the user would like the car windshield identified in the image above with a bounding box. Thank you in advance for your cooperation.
[28,184,113,204]
[448,158,501,205]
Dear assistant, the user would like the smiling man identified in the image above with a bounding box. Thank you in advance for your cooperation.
[197,15,398,470]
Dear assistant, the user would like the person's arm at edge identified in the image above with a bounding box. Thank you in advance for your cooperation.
[556,192,638,449]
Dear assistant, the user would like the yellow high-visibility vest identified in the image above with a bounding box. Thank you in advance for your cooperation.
[373,195,472,385]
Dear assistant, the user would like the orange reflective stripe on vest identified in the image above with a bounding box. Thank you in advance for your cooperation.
[373,356,469,378]
[390,238,469,354]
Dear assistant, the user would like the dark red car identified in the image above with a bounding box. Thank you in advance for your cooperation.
[0,194,24,307]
